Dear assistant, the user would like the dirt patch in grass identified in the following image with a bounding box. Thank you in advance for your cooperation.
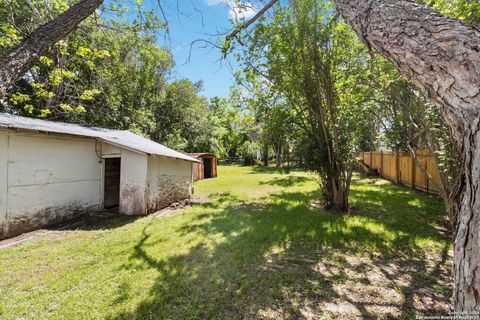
[153,196,209,218]
[256,245,452,319]
[0,210,123,249]
[0,228,52,249]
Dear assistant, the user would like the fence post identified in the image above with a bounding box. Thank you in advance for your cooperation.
[426,154,429,194]
[370,151,373,169]
[380,151,384,178]
[411,153,416,190]
[395,151,400,183]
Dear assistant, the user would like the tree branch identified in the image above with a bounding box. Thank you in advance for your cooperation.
[0,0,104,97]
[223,0,279,57]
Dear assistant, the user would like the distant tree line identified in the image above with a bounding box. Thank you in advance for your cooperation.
[0,0,236,155]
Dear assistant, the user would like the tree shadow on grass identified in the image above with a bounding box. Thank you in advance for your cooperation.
[248,166,304,175]
[45,211,140,232]
[259,176,310,187]
[110,179,452,319]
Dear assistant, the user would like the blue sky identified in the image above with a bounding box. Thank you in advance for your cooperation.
[136,0,258,99]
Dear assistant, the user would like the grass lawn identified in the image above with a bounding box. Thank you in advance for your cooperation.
[0,166,452,319]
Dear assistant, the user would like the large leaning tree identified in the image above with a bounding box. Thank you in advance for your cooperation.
[0,0,104,96]
[331,0,480,311]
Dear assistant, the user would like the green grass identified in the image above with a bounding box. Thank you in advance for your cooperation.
[0,166,452,319]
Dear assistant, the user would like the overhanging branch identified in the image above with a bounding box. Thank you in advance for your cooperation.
[223,0,278,57]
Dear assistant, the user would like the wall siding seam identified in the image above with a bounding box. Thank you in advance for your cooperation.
[8,178,101,188]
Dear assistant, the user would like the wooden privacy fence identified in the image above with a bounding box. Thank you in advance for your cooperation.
[356,150,443,195]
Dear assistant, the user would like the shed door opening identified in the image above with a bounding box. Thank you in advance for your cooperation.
[204,158,212,179]
[104,158,121,209]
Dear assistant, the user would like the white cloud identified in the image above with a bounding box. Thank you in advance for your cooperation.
[206,0,258,21]
[205,0,230,5]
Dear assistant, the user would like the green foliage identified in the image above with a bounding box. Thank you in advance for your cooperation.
[0,0,227,156]
[237,0,371,208]
[351,29,461,195]
[2,0,473,182]
[241,74,299,166]
[159,80,216,153]
[418,0,480,27]
[208,88,261,161]
[0,23,21,47]
[228,0,475,208]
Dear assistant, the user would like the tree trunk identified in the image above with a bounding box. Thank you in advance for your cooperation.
[0,0,104,97]
[263,143,269,166]
[332,0,480,311]
[286,142,290,173]
[323,173,350,211]
[275,142,282,167]
[331,180,349,211]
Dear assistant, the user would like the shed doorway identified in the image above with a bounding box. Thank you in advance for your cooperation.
[104,158,121,209]
[188,153,218,181]
[204,158,212,179]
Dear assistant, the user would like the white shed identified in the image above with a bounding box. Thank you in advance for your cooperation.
[0,113,200,239]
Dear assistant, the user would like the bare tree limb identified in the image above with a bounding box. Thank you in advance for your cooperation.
[25,0,43,22]
[223,0,279,57]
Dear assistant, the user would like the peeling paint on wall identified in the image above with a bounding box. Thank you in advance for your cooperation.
[0,130,102,240]
[119,150,148,216]
[0,202,96,239]
[121,184,146,215]
[147,176,191,212]
[146,156,193,213]
[0,129,194,240]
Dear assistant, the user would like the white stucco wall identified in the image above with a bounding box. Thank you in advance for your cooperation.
[0,129,192,238]
[146,156,193,212]
[119,149,148,216]
[0,131,8,233]
[0,130,102,238]
[101,142,121,157]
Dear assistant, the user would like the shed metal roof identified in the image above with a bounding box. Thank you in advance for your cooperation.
[188,152,218,159]
[0,113,200,163]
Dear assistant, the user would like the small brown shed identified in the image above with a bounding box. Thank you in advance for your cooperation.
[188,153,218,181]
